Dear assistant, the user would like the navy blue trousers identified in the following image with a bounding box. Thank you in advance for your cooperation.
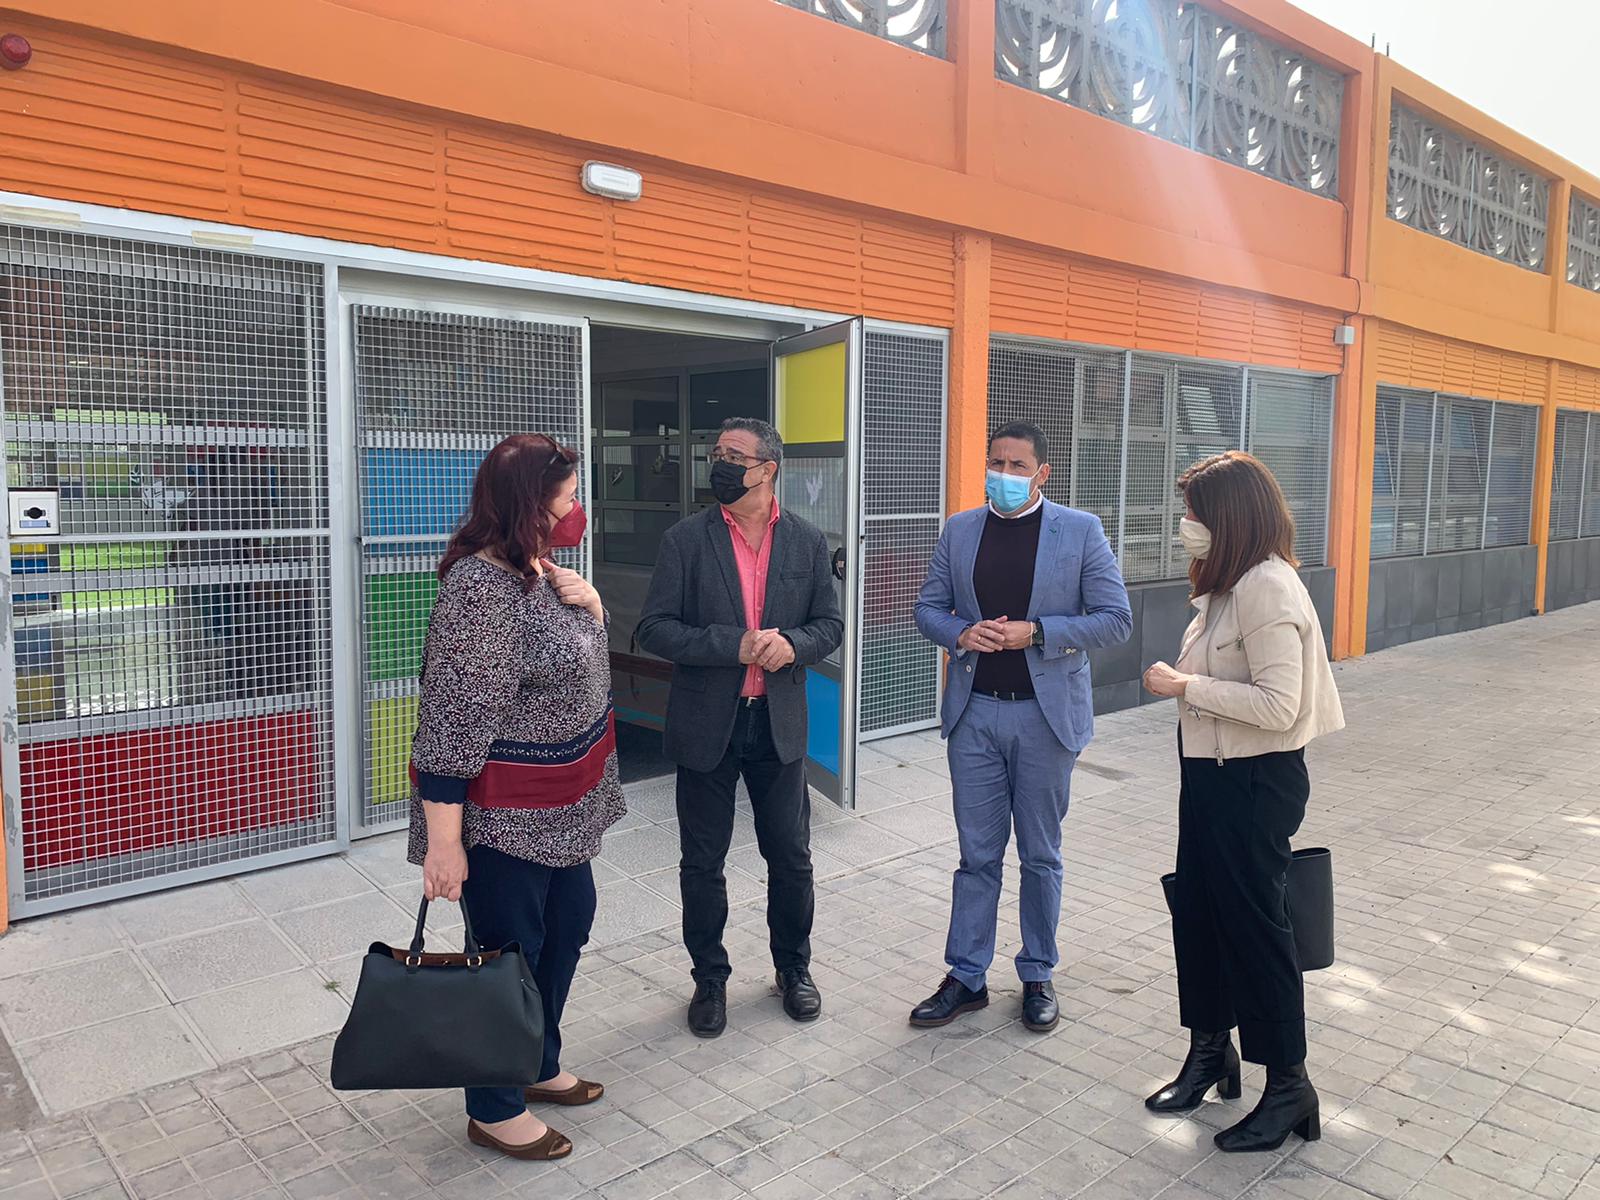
[459,845,596,1124]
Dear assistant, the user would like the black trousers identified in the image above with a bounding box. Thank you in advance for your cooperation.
[459,846,596,1122]
[677,702,814,984]
[1172,737,1310,1068]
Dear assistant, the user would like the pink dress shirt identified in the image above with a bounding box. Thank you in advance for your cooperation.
[722,501,781,698]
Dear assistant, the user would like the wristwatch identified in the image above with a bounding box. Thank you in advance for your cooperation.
[1029,623,1045,649]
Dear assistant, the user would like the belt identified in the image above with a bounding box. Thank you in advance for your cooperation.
[738,695,769,708]
[973,688,1035,702]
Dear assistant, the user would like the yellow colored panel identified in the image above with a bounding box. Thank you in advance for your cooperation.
[776,341,846,444]
[369,694,420,806]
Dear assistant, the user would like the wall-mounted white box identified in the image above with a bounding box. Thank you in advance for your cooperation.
[9,489,60,537]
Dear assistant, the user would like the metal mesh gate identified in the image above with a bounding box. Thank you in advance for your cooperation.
[351,307,585,832]
[990,337,1335,584]
[860,330,945,738]
[1,226,336,912]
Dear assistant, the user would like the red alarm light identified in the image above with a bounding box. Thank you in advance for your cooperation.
[0,33,32,69]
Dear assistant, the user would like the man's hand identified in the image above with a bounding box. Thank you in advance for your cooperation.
[957,619,1008,654]
[740,628,785,664]
[755,633,796,672]
[996,617,1035,651]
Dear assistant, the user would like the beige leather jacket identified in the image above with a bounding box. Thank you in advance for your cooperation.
[1175,556,1344,762]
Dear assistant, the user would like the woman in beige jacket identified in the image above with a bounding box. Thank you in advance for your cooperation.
[1141,451,1344,1154]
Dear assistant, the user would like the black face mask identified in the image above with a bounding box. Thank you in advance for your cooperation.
[710,460,758,506]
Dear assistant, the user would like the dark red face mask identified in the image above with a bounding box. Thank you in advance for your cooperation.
[548,501,587,548]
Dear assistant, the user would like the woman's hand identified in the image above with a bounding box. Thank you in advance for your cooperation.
[1143,661,1194,699]
[422,839,468,902]
[545,563,603,622]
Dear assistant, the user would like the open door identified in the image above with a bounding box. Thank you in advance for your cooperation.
[771,319,863,809]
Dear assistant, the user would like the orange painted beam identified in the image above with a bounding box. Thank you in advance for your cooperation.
[949,232,991,516]
[1343,318,1378,657]
[0,0,1360,315]
[1327,317,1363,659]
[950,0,994,180]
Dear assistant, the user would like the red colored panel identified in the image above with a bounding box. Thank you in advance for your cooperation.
[20,713,327,872]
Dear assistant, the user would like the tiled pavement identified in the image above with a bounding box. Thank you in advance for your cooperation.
[1,603,1598,1200]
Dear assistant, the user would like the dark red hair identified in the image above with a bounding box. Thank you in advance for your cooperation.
[438,433,580,592]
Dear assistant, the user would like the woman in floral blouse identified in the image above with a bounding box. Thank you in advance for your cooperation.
[409,433,625,1162]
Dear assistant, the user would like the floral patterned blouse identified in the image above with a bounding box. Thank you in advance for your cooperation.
[407,555,625,868]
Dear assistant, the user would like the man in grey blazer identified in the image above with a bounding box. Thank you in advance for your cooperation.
[913,421,1132,1033]
[638,418,843,1039]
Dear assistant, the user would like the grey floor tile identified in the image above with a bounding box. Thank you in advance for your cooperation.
[110,883,259,948]
[141,921,305,1002]
[236,859,377,918]
[273,895,412,966]
[180,971,350,1062]
[0,952,167,1043]
[18,1009,213,1114]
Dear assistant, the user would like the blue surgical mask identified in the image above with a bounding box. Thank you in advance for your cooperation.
[985,469,1038,515]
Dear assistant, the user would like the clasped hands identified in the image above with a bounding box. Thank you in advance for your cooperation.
[957,616,1034,654]
[739,628,796,672]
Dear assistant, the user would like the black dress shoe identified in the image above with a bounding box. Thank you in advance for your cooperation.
[687,980,727,1038]
[1214,1062,1320,1153]
[777,968,822,1022]
[1021,981,1059,1032]
[1146,1031,1242,1113]
[909,975,989,1027]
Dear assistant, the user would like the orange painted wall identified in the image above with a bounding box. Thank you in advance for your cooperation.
[1556,363,1600,410]
[0,22,957,328]
[991,241,1345,374]
[1371,323,1550,405]
[0,0,1363,316]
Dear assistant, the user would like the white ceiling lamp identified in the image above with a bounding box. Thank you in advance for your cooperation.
[582,162,643,203]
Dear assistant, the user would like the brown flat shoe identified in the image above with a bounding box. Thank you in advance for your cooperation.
[466,1120,573,1161]
[524,1078,604,1106]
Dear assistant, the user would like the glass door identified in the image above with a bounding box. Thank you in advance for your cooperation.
[771,319,863,809]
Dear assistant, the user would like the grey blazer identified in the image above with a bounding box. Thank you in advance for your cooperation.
[637,506,844,773]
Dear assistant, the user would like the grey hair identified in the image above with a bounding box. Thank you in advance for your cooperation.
[719,417,783,465]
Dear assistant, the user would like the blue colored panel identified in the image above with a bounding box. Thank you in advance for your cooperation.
[804,671,841,778]
[362,448,483,539]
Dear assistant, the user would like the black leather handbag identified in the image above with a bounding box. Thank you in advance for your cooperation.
[1161,846,1335,972]
[330,897,544,1091]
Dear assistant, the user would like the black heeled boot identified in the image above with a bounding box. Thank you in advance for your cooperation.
[1214,1061,1320,1153]
[1145,1031,1242,1113]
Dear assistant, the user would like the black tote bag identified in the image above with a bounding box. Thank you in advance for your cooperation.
[330,896,544,1091]
[1161,846,1335,972]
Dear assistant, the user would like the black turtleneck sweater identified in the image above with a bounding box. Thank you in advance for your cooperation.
[972,504,1042,696]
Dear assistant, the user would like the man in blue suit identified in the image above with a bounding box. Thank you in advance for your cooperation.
[912,421,1132,1033]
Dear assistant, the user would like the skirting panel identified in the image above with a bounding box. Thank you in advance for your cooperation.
[1365,545,1538,652]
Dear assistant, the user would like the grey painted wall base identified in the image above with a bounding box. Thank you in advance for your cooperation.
[1545,537,1600,612]
[1365,545,1537,654]
[1087,566,1337,717]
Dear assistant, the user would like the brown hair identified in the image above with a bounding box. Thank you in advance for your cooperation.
[1178,451,1298,598]
[438,433,580,592]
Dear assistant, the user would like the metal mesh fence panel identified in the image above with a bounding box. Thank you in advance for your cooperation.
[1549,409,1587,541]
[352,308,585,831]
[1483,402,1539,548]
[860,330,944,736]
[1371,386,1435,559]
[1585,415,1600,538]
[2,225,335,909]
[988,339,1126,557]
[1168,361,1244,576]
[1247,371,1334,566]
[1429,396,1491,554]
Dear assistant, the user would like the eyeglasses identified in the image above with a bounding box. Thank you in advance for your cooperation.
[706,450,772,468]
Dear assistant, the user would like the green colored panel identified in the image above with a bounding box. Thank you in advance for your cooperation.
[365,571,438,682]
[369,694,419,806]
[61,543,171,571]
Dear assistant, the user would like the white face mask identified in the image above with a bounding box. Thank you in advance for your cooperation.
[1179,517,1212,560]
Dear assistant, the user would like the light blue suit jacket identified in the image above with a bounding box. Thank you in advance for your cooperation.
[915,499,1134,752]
